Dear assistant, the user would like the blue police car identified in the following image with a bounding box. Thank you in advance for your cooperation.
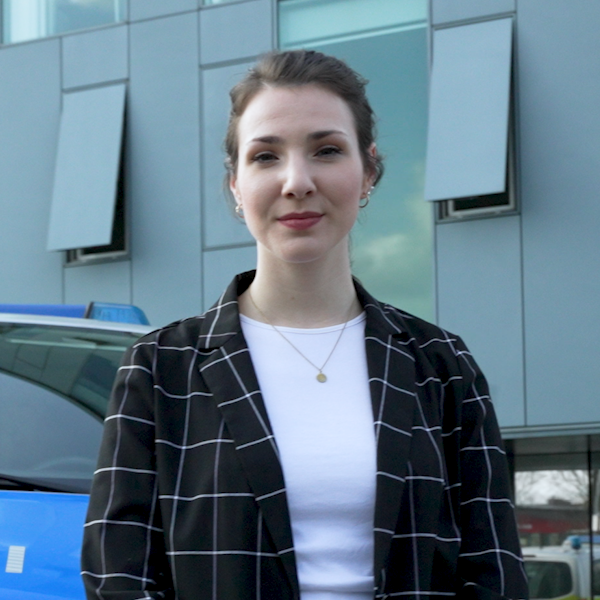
[0,303,152,599]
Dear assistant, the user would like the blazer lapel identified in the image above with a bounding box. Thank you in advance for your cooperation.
[356,283,418,590]
[197,273,300,599]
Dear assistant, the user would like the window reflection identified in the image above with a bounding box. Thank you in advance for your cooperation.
[0,371,102,491]
[593,449,600,599]
[2,0,125,44]
[510,435,600,600]
[318,30,434,320]
[0,323,140,491]
[524,560,573,599]
[516,467,589,548]
[278,0,433,321]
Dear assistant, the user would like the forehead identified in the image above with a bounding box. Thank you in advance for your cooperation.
[237,84,356,141]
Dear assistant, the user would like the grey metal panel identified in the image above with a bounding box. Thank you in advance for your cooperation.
[64,261,132,305]
[432,0,515,25]
[47,83,126,251]
[62,26,128,90]
[518,0,600,426]
[202,63,254,248]
[130,0,198,21]
[0,39,64,302]
[436,216,524,427]
[129,14,202,328]
[200,0,273,65]
[203,245,256,310]
[424,18,512,201]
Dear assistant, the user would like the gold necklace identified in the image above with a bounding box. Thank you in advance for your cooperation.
[247,290,355,383]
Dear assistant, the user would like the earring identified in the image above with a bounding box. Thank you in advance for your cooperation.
[235,203,245,219]
[359,187,373,208]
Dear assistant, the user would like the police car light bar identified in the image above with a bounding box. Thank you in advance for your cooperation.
[0,302,150,325]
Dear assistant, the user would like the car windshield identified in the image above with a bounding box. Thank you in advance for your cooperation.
[524,560,573,599]
[0,322,141,493]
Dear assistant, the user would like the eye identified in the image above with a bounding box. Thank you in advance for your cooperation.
[251,151,278,164]
[316,146,342,158]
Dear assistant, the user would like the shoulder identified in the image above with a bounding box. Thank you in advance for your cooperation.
[123,310,234,378]
[134,294,243,352]
[120,274,247,377]
[375,299,466,359]
[355,277,462,357]
[367,298,483,396]
[128,315,206,359]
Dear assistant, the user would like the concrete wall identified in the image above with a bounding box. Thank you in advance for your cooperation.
[1,0,599,433]
[0,40,63,303]
[433,0,600,431]
[0,0,272,327]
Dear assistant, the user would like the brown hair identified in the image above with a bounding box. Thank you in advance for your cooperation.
[224,50,384,193]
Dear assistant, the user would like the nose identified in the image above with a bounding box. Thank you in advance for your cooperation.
[281,155,316,200]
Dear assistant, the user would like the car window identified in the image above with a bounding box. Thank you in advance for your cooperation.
[0,323,142,492]
[525,560,573,599]
[593,558,600,596]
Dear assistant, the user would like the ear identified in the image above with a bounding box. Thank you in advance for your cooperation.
[363,143,378,192]
[229,174,240,203]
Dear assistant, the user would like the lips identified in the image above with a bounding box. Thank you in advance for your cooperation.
[278,212,323,231]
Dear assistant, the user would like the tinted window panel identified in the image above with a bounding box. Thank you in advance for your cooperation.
[2,0,126,44]
[524,561,573,599]
[0,372,101,487]
[0,323,140,491]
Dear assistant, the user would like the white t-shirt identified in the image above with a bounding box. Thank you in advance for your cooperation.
[241,313,376,600]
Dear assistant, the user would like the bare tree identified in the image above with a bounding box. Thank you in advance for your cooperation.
[516,470,589,506]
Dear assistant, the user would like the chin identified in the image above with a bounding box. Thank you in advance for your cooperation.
[278,251,326,265]
[259,234,350,267]
[279,244,348,267]
[263,246,324,266]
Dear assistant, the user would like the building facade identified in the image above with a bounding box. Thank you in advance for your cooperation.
[1,0,599,560]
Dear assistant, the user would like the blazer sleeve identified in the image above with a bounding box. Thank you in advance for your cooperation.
[81,337,175,600]
[452,335,529,600]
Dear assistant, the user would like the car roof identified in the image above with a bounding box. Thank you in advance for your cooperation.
[0,312,154,336]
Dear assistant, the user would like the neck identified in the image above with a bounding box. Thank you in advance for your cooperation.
[240,246,362,328]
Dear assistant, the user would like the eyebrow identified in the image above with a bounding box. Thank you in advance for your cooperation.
[249,130,347,145]
[309,130,347,141]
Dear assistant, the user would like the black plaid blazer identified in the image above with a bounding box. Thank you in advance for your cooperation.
[82,271,528,600]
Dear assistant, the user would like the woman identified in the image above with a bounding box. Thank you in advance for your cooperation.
[82,50,528,600]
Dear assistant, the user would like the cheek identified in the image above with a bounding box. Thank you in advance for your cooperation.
[336,171,366,205]
[237,180,273,232]
[239,185,270,217]
[236,168,272,202]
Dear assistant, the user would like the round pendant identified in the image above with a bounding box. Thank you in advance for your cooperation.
[316,373,327,383]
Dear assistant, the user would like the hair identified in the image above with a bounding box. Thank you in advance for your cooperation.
[224,50,384,201]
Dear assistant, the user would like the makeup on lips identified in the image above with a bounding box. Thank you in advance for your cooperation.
[277,212,323,230]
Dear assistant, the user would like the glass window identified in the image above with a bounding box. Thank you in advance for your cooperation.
[594,560,600,597]
[2,0,126,45]
[279,0,426,48]
[424,19,513,203]
[593,443,600,598]
[0,323,140,492]
[47,84,127,260]
[524,560,573,599]
[509,434,600,600]
[0,371,102,493]
[279,0,433,320]
[513,436,592,549]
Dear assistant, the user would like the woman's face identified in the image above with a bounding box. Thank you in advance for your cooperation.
[230,84,374,268]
